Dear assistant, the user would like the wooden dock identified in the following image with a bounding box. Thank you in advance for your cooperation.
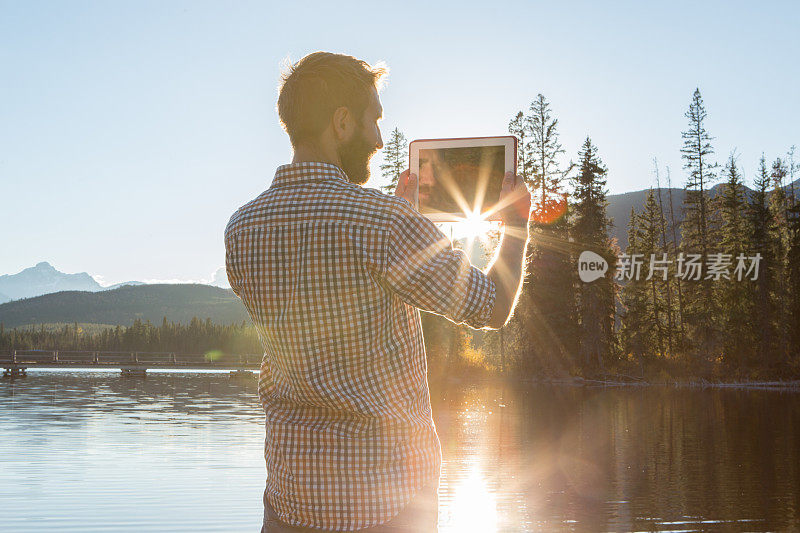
[1,350,260,378]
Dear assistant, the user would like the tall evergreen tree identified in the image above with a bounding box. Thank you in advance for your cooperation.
[681,88,718,257]
[680,88,719,361]
[653,160,679,354]
[787,198,800,367]
[787,146,798,206]
[379,128,408,194]
[624,189,669,358]
[785,146,800,364]
[571,138,617,368]
[748,155,776,368]
[619,206,650,360]
[527,94,569,216]
[506,96,576,376]
[769,156,791,367]
[508,111,532,182]
[664,167,687,341]
[714,153,752,368]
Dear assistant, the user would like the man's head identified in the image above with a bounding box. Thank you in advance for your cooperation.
[278,52,386,185]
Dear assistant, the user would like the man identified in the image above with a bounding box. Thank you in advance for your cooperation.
[225,51,531,532]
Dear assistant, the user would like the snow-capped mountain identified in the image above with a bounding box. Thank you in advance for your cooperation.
[0,262,230,302]
[0,262,103,301]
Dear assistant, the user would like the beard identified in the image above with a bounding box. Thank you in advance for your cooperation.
[338,129,377,186]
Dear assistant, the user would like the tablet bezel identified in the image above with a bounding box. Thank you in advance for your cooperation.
[409,136,517,222]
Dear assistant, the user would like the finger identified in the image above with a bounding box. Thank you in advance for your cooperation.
[408,173,419,205]
[395,170,410,196]
[501,171,514,194]
[408,173,418,194]
[515,178,529,199]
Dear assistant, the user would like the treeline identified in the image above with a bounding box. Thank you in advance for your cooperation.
[4,91,798,382]
[0,316,475,378]
[614,92,800,380]
[0,318,262,355]
[383,89,799,381]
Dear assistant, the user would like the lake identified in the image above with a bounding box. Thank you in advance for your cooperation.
[1,371,798,532]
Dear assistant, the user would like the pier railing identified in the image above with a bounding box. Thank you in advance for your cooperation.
[1,350,261,377]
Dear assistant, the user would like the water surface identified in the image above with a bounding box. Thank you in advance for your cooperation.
[1,371,798,532]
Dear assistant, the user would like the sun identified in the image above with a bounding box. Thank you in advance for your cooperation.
[451,211,495,243]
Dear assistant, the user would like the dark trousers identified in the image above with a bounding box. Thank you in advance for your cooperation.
[261,482,439,533]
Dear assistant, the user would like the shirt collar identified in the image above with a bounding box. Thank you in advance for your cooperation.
[271,161,349,188]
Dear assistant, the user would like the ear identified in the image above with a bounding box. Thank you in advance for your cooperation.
[331,106,356,142]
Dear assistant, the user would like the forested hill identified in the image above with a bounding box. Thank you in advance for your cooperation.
[0,284,250,329]
[606,178,800,250]
[606,188,686,250]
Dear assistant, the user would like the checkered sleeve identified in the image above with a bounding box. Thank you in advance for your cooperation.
[224,218,242,297]
[383,197,496,329]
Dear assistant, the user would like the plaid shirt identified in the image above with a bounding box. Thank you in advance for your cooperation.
[224,162,496,530]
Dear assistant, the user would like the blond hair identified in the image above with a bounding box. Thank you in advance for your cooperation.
[277,52,388,147]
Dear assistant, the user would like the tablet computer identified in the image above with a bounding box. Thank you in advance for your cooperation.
[409,136,517,222]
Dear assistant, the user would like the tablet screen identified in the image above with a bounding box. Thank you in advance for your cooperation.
[418,145,506,219]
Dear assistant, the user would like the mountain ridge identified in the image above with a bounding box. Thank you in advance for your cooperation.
[0,262,226,302]
[605,177,800,250]
[3,178,797,303]
[0,284,249,329]
[0,261,102,301]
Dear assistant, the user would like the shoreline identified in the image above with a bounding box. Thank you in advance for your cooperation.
[520,376,800,391]
[434,371,800,391]
[6,367,800,392]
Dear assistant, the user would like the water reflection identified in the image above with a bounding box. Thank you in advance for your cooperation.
[1,371,266,533]
[430,380,800,532]
[1,371,799,532]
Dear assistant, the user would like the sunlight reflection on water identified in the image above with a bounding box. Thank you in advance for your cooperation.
[1,370,798,532]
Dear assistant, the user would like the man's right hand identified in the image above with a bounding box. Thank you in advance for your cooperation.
[497,172,532,227]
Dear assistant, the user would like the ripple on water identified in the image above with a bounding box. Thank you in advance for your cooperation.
[1,372,799,532]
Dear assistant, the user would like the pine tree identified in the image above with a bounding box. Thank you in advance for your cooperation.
[379,128,407,194]
[787,197,800,369]
[640,191,669,358]
[665,167,687,342]
[715,153,752,368]
[508,111,532,182]
[680,88,719,362]
[620,206,650,360]
[507,96,577,377]
[769,157,791,368]
[571,138,618,368]
[527,94,569,217]
[786,146,800,366]
[681,88,718,257]
[748,155,776,368]
[653,160,678,355]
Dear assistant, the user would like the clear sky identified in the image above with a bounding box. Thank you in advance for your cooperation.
[2,0,798,284]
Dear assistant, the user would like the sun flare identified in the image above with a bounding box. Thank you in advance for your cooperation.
[445,463,499,532]
[448,210,499,245]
